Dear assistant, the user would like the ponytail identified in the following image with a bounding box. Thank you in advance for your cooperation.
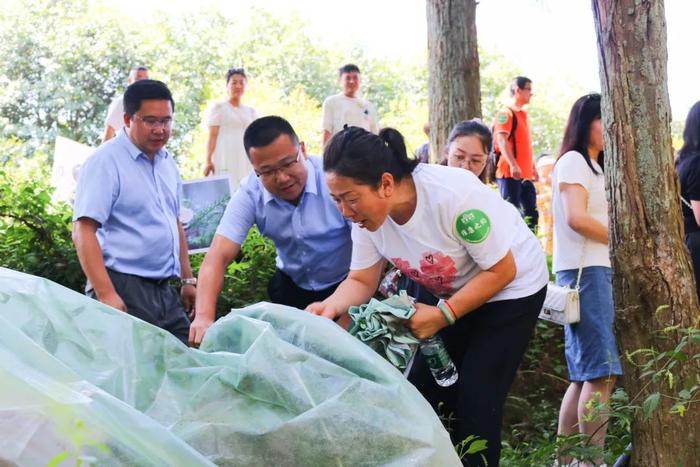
[324,126,418,187]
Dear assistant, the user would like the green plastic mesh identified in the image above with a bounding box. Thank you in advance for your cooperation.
[0,268,460,466]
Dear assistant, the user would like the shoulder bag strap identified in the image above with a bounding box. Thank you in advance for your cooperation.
[574,169,592,291]
[681,195,693,209]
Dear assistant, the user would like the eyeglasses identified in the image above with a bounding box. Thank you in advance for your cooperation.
[134,115,173,129]
[449,153,487,169]
[255,150,302,180]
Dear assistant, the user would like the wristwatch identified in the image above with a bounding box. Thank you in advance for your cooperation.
[181,277,197,286]
[436,299,456,325]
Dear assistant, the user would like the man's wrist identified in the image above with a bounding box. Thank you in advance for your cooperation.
[194,307,215,321]
[93,283,117,299]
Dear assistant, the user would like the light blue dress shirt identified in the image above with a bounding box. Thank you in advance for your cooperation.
[73,130,182,279]
[216,155,352,290]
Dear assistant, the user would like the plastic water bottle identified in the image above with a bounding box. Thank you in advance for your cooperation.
[420,335,458,387]
[378,268,402,298]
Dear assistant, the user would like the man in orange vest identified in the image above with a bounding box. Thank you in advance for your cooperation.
[492,76,539,232]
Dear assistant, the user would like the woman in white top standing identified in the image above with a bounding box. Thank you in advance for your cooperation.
[308,126,548,466]
[203,68,258,188]
[552,93,622,463]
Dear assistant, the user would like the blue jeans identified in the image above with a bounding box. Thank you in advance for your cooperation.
[496,178,539,232]
[556,266,623,381]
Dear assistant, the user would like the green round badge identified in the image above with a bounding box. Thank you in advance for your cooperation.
[455,209,491,243]
[497,112,509,124]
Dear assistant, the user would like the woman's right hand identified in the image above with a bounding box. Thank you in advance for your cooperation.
[306,301,345,320]
[203,161,215,177]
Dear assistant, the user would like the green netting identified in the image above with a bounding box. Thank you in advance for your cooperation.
[0,268,460,466]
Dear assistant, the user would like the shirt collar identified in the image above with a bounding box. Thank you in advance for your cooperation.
[117,128,170,161]
[261,156,318,205]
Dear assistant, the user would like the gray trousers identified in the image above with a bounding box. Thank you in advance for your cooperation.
[87,269,190,345]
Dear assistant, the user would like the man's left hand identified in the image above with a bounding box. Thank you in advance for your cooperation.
[405,302,449,340]
[181,284,197,319]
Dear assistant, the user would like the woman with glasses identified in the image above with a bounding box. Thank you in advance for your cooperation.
[307,126,548,466]
[445,119,491,182]
[676,100,700,301]
[552,93,622,464]
[203,68,259,188]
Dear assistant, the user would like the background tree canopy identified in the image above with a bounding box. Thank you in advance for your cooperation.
[0,0,600,173]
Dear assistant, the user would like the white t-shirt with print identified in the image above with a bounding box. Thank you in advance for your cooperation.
[321,93,379,137]
[350,164,548,302]
[552,150,610,272]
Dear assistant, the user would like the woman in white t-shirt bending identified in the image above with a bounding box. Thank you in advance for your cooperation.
[308,126,548,466]
[552,93,622,461]
[202,68,258,188]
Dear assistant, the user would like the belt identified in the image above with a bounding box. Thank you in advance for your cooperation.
[140,276,178,286]
[106,269,177,286]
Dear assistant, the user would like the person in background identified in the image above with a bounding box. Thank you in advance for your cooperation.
[102,65,149,142]
[552,93,622,465]
[321,64,379,146]
[676,100,700,301]
[446,119,491,182]
[308,126,548,466]
[74,80,195,344]
[535,153,556,255]
[493,76,539,231]
[189,116,352,347]
[414,122,431,163]
[203,67,259,189]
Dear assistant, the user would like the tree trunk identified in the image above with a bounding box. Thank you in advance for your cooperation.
[426,0,481,163]
[592,1,700,465]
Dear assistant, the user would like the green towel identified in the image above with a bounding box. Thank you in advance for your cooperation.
[348,291,421,370]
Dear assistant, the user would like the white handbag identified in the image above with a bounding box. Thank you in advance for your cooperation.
[539,236,586,326]
[539,283,580,325]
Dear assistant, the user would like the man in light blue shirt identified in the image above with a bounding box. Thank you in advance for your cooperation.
[72,80,196,344]
[189,116,352,346]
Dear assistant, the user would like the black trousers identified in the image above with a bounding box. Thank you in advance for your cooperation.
[87,269,190,345]
[267,269,343,310]
[686,231,700,302]
[496,178,539,232]
[407,283,547,467]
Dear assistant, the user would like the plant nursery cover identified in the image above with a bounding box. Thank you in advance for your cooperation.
[0,268,460,466]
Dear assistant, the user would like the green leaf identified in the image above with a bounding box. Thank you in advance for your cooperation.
[643,392,661,420]
[47,451,69,467]
[466,438,489,454]
[671,351,688,361]
[670,402,687,417]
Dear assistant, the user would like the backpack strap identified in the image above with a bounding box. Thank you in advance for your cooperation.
[488,107,520,181]
[507,107,518,160]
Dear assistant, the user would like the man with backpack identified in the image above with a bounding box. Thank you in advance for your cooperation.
[492,76,539,232]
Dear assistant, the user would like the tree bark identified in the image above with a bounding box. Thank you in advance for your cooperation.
[592,1,700,465]
[426,0,481,162]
